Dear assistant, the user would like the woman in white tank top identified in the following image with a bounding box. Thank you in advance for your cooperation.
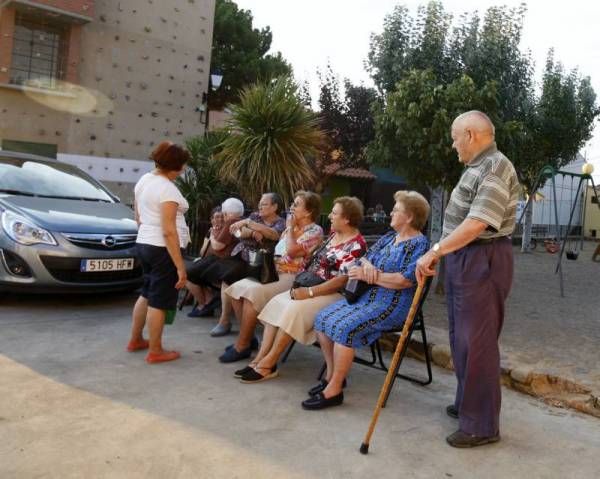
[126,141,190,364]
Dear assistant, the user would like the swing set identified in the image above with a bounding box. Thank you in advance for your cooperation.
[518,164,600,297]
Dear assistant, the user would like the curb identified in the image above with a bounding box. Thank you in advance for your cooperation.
[380,333,600,419]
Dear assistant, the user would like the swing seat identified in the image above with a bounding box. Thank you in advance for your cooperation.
[566,251,578,260]
[544,240,560,254]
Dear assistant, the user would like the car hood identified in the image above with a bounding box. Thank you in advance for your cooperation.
[0,196,138,234]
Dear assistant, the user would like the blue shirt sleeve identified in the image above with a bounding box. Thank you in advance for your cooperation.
[399,236,430,283]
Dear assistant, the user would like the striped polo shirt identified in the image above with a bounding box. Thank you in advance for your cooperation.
[442,143,520,240]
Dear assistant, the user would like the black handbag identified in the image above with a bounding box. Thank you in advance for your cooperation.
[248,248,279,284]
[293,270,325,288]
[259,249,279,284]
[341,278,371,304]
[292,236,332,289]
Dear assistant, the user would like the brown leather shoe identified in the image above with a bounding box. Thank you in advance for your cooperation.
[446,404,459,419]
[446,429,500,448]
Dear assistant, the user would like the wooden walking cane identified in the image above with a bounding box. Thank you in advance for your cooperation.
[359,280,426,455]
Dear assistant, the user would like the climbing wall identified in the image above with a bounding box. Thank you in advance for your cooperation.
[0,0,215,203]
[73,0,214,159]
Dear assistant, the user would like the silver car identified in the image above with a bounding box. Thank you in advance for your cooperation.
[0,150,142,293]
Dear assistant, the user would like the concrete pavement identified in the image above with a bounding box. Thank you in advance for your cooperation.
[1,292,599,478]
[403,242,600,418]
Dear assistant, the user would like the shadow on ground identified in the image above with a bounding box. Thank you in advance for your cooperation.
[2,289,600,477]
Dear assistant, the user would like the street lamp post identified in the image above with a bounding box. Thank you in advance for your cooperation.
[202,72,223,135]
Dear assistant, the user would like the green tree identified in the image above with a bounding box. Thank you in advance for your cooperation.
[216,77,325,206]
[341,80,379,167]
[453,5,534,125]
[507,52,599,251]
[209,0,292,110]
[367,1,598,192]
[367,2,453,93]
[368,70,498,191]
[177,132,238,252]
[317,65,345,150]
[316,65,379,168]
[512,52,599,192]
[298,79,312,108]
[367,1,598,257]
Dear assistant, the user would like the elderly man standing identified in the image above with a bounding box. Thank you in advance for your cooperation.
[416,111,519,448]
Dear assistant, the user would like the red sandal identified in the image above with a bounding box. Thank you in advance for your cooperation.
[145,350,181,364]
[126,339,149,352]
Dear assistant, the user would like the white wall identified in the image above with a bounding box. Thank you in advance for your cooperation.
[531,154,588,229]
[57,153,153,183]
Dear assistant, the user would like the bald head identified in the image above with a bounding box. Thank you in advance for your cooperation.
[451,111,496,164]
[452,110,495,137]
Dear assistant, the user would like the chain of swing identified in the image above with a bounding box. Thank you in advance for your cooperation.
[518,164,599,297]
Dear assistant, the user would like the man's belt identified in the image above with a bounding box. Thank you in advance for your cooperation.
[470,236,509,246]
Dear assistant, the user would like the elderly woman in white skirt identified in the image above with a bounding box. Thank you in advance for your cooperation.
[221,191,323,363]
[237,196,367,383]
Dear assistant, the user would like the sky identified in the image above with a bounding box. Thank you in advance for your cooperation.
[233,0,600,182]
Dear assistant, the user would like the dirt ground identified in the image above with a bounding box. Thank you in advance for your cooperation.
[425,241,600,390]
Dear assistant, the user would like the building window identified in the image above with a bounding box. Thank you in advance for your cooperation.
[9,12,68,89]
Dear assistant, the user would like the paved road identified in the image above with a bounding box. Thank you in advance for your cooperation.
[1,293,599,478]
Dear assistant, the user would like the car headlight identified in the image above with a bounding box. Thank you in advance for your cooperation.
[1,210,57,246]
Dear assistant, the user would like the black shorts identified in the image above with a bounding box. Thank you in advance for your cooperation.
[187,255,221,287]
[137,243,179,310]
[187,255,249,286]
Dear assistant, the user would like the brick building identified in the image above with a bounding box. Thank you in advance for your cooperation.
[0,0,215,203]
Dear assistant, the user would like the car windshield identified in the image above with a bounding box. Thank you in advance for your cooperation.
[0,157,114,202]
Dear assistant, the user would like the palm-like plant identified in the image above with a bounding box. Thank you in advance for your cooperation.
[177,131,237,253]
[217,77,325,206]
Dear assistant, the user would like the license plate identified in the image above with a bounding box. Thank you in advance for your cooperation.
[80,258,134,272]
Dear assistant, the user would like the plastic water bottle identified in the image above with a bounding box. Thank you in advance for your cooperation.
[165,308,176,325]
[344,259,362,294]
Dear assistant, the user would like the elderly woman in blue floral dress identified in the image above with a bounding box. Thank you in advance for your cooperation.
[302,191,430,410]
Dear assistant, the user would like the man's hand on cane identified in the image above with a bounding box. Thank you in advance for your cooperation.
[416,250,439,284]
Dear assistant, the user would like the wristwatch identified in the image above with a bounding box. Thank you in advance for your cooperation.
[308,287,314,298]
[431,242,442,258]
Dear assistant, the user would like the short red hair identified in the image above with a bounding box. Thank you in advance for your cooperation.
[151,141,190,172]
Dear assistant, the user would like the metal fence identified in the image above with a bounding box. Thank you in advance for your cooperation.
[513,223,582,239]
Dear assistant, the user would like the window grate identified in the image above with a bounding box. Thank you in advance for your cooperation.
[9,12,69,89]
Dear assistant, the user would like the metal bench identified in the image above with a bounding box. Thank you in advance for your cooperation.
[281,277,434,406]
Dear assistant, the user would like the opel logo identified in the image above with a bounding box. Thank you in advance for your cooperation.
[102,235,116,247]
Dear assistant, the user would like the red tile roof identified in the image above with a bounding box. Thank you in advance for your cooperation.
[323,163,376,180]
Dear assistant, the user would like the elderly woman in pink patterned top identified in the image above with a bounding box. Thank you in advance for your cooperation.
[221,191,323,363]
[235,196,367,383]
